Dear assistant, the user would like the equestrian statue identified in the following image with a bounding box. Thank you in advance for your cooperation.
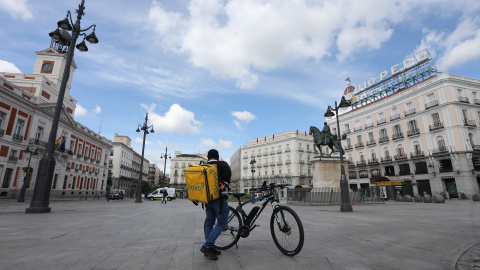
[309,123,344,156]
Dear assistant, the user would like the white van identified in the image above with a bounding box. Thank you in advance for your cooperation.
[148,187,176,201]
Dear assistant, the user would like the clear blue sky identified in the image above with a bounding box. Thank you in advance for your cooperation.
[1,0,480,172]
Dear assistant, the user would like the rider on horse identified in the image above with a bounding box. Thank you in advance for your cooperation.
[321,122,335,145]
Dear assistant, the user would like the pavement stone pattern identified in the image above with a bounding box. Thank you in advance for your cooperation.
[0,197,479,270]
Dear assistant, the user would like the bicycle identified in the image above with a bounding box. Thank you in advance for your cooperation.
[208,181,304,256]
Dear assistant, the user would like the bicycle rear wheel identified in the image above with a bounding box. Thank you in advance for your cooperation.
[270,205,304,256]
[204,206,242,250]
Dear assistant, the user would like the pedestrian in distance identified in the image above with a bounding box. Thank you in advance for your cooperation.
[200,149,231,260]
[105,186,111,202]
[161,189,168,204]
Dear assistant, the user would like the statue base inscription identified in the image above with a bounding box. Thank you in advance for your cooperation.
[311,157,349,189]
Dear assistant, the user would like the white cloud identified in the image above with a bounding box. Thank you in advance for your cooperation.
[0,0,33,21]
[135,137,153,145]
[148,0,424,88]
[0,59,21,73]
[141,103,201,135]
[231,111,256,130]
[199,138,233,150]
[75,104,88,117]
[415,16,480,71]
[92,105,101,115]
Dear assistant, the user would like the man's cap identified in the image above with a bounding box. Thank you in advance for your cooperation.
[207,149,219,160]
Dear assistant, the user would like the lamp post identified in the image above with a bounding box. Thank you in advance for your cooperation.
[26,0,98,213]
[324,95,353,212]
[135,113,154,203]
[250,158,256,201]
[160,146,171,187]
[18,147,38,202]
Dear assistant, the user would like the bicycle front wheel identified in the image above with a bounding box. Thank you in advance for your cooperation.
[204,206,242,250]
[270,205,304,256]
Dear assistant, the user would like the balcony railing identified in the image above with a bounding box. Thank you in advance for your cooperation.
[381,156,392,162]
[458,96,469,103]
[464,119,476,127]
[377,118,386,125]
[285,148,291,152]
[0,129,4,136]
[432,147,448,154]
[354,126,362,132]
[263,152,268,156]
[243,155,248,159]
[270,151,275,155]
[256,153,262,157]
[355,142,364,149]
[277,149,282,154]
[344,144,353,151]
[366,139,376,146]
[263,163,269,167]
[404,109,416,116]
[270,162,275,166]
[285,160,291,164]
[365,123,374,129]
[356,160,366,166]
[368,158,378,164]
[298,148,304,152]
[475,99,480,105]
[29,138,48,147]
[407,129,420,136]
[410,151,424,158]
[8,156,18,162]
[429,122,444,131]
[12,134,23,141]
[343,129,351,135]
[379,136,389,143]
[299,160,305,164]
[394,153,407,160]
[277,161,283,165]
[392,133,404,140]
[77,154,82,158]
[425,100,438,109]
[390,114,400,121]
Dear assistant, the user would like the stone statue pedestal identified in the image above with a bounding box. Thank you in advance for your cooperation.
[311,156,349,189]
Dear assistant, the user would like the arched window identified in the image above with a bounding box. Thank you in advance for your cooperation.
[413,141,422,155]
[383,147,390,158]
[468,133,475,146]
[436,136,446,151]
[396,144,405,157]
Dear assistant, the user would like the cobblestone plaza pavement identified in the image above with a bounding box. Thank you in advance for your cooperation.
[0,198,479,270]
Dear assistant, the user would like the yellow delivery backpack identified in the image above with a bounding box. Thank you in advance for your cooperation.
[184,164,220,203]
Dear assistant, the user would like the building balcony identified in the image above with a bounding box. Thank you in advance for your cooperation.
[465,119,477,127]
[12,134,23,141]
[263,163,269,167]
[429,122,444,131]
[344,144,353,151]
[263,152,269,156]
[8,156,18,162]
[277,161,283,165]
[377,118,386,125]
[458,96,470,103]
[432,147,449,154]
[354,126,362,132]
[285,160,291,164]
[306,149,312,153]
[390,114,400,121]
[343,129,351,135]
[368,158,378,164]
[355,142,364,149]
[365,123,374,129]
[29,138,48,147]
[407,129,420,136]
[381,156,392,163]
[404,109,416,116]
[410,151,424,158]
[277,149,282,154]
[475,99,480,105]
[425,100,438,109]
[394,153,407,160]
[75,168,79,172]
[256,153,262,157]
[285,148,291,152]
[256,164,262,168]
[90,158,95,162]
[270,162,275,166]
[392,133,404,140]
[243,165,248,169]
[379,136,389,143]
[77,154,82,158]
[356,160,366,166]
[348,161,355,167]
[299,160,305,164]
[243,155,248,159]
[0,129,4,137]
[270,151,275,155]
[83,156,88,160]
[366,139,376,146]
[298,148,304,152]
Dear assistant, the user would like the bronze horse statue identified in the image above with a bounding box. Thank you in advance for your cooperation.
[309,125,344,156]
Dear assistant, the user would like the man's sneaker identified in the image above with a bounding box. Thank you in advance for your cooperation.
[203,248,221,256]
[200,246,218,260]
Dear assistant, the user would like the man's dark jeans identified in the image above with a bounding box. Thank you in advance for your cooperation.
[203,199,229,248]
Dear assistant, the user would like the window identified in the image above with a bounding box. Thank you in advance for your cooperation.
[406,102,413,110]
[415,162,428,174]
[345,123,350,132]
[380,128,387,138]
[399,164,411,175]
[378,112,385,120]
[52,174,58,189]
[463,109,469,121]
[77,143,83,156]
[366,117,372,128]
[437,138,446,150]
[63,175,68,189]
[385,166,395,176]
[0,111,5,128]
[70,140,75,151]
[72,176,76,189]
[427,93,435,102]
[431,112,441,124]
[458,88,464,97]
[368,132,374,142]
[35,126,43,141]
[392,107,398,115]
[413,142,422,154]
[408,120,417,131]
[383,147,390,158]
[13,119,24,136]
[356,135,362,144]
[439,159,453,172]
[469,133,475,146]
[393,124,401,135]
[347,138,351,147]
[396,145,404,156]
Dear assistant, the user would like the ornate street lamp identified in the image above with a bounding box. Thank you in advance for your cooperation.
[250,158,256,202]
[160,147,171,187]
[17,147,38,202]
[27,0,98,213]
[135,113,154,203]
[325,96,353,212]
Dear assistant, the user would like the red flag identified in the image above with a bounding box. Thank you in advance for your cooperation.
[257,138,258,143]
[296,129,298,135]
[305,131,307,136]
[273,134,274,140]
[264,136,266,141]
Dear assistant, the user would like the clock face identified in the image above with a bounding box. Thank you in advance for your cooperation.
[42,63,53,73]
